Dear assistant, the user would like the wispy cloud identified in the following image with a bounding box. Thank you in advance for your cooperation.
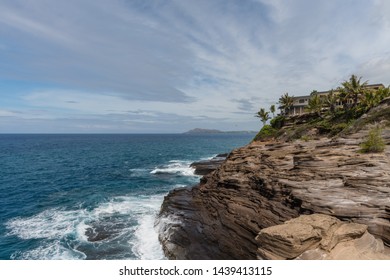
[0,0,389,132]
[0,0,195,102]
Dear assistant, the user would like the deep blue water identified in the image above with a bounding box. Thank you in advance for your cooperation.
[0,133,254,259]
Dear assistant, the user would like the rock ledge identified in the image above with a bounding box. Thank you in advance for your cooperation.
[256,214,390,260]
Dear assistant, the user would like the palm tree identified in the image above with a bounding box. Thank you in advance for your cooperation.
[255,108,270,126]
[359,91,381,112]
[340,74,368,108]
[358,86,390,113]
[377,86,390,101]
[338,86,349,110]
[270,104,276,118]
[323,89,339,115]
[278,93,294,116]
[306,94,323,116]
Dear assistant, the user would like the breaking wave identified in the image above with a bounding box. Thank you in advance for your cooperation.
[150,160,196,177]
[6,194,170,260]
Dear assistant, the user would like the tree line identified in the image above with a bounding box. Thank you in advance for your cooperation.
[256,74,390,125]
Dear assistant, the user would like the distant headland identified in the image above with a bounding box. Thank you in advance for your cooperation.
[183,128,257,135]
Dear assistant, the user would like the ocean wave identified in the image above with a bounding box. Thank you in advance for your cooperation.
[10,240,86,260]
[155,213,183,256]
[200,154,218,161]
[6,208,87,240]
[128,168,149,177]
[150,160,196,176]
[131,212,165,260]
[5,193,174,260]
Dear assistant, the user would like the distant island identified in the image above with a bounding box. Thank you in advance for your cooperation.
[183,128,257,134]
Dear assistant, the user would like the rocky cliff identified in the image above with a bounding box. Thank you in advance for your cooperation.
[256,214,390,260]
[158,98,390,260]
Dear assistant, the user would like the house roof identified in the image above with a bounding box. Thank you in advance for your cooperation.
[293,95,311,99]
[315,83,385,95]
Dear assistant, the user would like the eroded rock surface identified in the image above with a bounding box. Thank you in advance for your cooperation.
[190,153,228,175]
[158,101,390,260]
[256,214,390,260]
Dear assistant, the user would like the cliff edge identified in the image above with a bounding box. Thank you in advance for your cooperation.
[158,98,390,259]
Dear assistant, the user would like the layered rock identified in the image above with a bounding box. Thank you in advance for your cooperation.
[158,100,390,260]
[256,214,390,260]
[190,153,228,175]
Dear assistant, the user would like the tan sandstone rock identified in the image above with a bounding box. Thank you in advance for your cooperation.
[255,214,389,260]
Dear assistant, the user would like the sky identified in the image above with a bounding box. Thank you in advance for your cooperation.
[0,0,390,133]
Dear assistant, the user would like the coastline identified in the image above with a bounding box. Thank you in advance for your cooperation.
[0,133,253,260]
[157,99,390,260]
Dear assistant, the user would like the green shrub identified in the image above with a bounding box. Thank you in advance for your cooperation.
[300,135,312,142]
[347,106,390,134]
[315,120,332,134]
[253,125,277,141]
[270,115,285,129]
[359,127,386,153]
[329,122,349,136]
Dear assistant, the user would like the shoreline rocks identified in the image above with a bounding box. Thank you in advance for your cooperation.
[158,102,390,260]
[190,153,228,175]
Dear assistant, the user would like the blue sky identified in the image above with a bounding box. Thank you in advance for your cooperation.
[1,0,390,133]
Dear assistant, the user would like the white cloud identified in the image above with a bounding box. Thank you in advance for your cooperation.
[0,110,18,117]
[0,7,77,47]
[0,0,389,132]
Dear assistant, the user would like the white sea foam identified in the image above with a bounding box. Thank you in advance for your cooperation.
[155,213,183,256]
[200,154,218,161]
[131,201,166,260]
[75,221,90,242]
[6,208,87,240]
[10,241,86,260]
[150,160,195,176]
[92,197,135,216]
[128,168,149,177]
[5,191,178,260]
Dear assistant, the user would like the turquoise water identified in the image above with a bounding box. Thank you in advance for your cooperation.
[0,134,253,259]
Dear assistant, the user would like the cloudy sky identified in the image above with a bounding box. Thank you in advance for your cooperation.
[1,0,390,133]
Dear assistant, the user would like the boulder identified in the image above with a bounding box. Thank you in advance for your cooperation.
[255,214,389,260]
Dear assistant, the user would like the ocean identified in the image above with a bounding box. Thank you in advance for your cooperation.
[0,133,254,260]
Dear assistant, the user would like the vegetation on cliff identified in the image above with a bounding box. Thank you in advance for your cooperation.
[254,75,390,145]
[159,74,390,260]
[159,113,390,259]
[359,126,386,153]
